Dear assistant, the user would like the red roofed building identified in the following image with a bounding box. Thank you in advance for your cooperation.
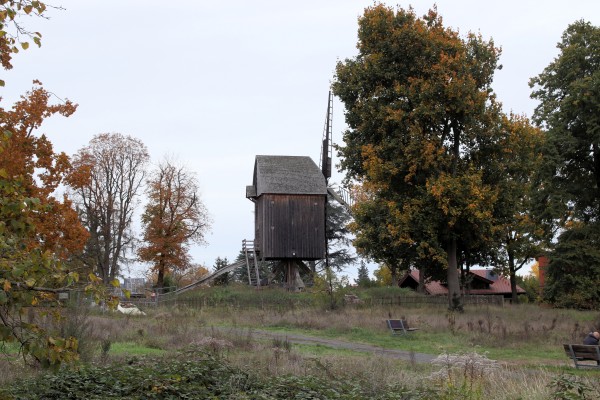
[398,269,526,298]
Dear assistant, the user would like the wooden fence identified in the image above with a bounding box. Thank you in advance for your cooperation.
[121,293,505,311]
[368,294,505,307]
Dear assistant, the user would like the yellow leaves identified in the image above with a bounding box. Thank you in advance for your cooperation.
[2,279,11,291]
[88,273,102,284]
[426,169,498,229]
[110,278,120,288]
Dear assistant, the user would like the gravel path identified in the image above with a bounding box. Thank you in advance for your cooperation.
[206,327,437,364]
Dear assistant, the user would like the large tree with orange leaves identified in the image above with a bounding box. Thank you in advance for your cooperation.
[0,1,115,368]
[0,82,89,256]
[0,85,93,366]
[334,4,512,310]
[138,160,211,289]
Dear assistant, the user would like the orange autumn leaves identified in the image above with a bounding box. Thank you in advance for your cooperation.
[0,83,89,258]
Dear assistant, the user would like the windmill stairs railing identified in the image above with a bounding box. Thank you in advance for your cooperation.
[155,240,262,301]
[243,239,262,287]
[159,259,246,298]
[327,186,354,213]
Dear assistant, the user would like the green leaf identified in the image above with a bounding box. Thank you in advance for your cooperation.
[21,41,29,50]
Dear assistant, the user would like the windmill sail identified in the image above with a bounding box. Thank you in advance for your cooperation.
[320,90,333,180]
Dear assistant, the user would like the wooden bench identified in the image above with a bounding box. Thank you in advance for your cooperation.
[563,344,600,369]
[386,319,418,335]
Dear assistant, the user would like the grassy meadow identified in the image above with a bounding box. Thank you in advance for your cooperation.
[1,285,599,399]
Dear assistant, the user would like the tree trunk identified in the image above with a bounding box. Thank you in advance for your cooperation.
[418,268,425,293]
[157,254,166,289]
[508,249,519,304]
[447,237,463,311]
[390,264,398,287]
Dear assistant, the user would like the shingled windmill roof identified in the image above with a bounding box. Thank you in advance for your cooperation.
[246,155,327,198]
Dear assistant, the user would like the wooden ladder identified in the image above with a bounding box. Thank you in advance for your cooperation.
[242,239,261,287]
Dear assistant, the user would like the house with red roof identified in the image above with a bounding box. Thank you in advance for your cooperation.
[398,269,525,298]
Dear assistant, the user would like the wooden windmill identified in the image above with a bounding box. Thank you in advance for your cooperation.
[245,91,354,291]
[157,92,353,297]
[245,155,327,290]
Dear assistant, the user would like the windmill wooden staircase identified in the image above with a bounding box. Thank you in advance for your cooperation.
[242,239,262,287]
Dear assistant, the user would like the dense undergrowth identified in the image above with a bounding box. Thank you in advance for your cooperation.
[1,351,433,400]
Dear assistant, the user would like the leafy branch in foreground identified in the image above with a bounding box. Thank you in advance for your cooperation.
[0,84,116,367]
[0,1,65,86]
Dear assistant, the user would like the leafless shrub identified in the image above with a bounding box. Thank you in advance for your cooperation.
[191,336,233,358]
[429,351,499,398]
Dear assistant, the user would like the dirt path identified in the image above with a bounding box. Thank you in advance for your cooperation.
[206,327,436,364]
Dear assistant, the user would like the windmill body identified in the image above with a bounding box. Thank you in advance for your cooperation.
[246,155,327,290]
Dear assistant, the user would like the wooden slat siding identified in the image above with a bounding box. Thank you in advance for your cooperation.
[254,201,261,253]
[257,194,325,259]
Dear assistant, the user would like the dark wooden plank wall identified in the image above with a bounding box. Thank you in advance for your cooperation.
[256,194,325,259]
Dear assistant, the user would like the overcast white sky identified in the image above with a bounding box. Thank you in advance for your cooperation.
[3,1,599,279]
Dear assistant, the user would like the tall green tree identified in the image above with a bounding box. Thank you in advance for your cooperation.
[543,223,600,309]
[322,193,357,272]
[530,20,600,226]
[489,114,545,302]
[530,20,600,308]
[333,4,505,310]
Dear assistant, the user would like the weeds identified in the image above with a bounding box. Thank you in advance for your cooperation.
[550,374,595,400]
[3,287,600,399]
[429,351,499,400]
[100,339,111,363]
[191,336,233,358]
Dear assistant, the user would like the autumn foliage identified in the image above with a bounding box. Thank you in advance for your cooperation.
[333,5,511,308]
[138,160,211,288]
[0,82,88,257]
[0,82,94,366]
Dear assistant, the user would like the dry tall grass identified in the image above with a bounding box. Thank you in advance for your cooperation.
[2,295,599,399]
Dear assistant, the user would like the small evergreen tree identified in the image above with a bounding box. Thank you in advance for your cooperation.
[355,261,373,287]
[212,257,230,286]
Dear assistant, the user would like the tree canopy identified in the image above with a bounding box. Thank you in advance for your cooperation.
[530,20,600,225]
[530,20,600,308]
[333,4,509,309]
[71,133,149,284]
[138,159,211,289]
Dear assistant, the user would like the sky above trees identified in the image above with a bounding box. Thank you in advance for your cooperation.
[3,0,599,278]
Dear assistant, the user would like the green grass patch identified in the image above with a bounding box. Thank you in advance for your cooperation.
[292,343,368,357]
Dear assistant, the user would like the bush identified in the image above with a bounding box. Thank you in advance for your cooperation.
[1,353,433,399]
